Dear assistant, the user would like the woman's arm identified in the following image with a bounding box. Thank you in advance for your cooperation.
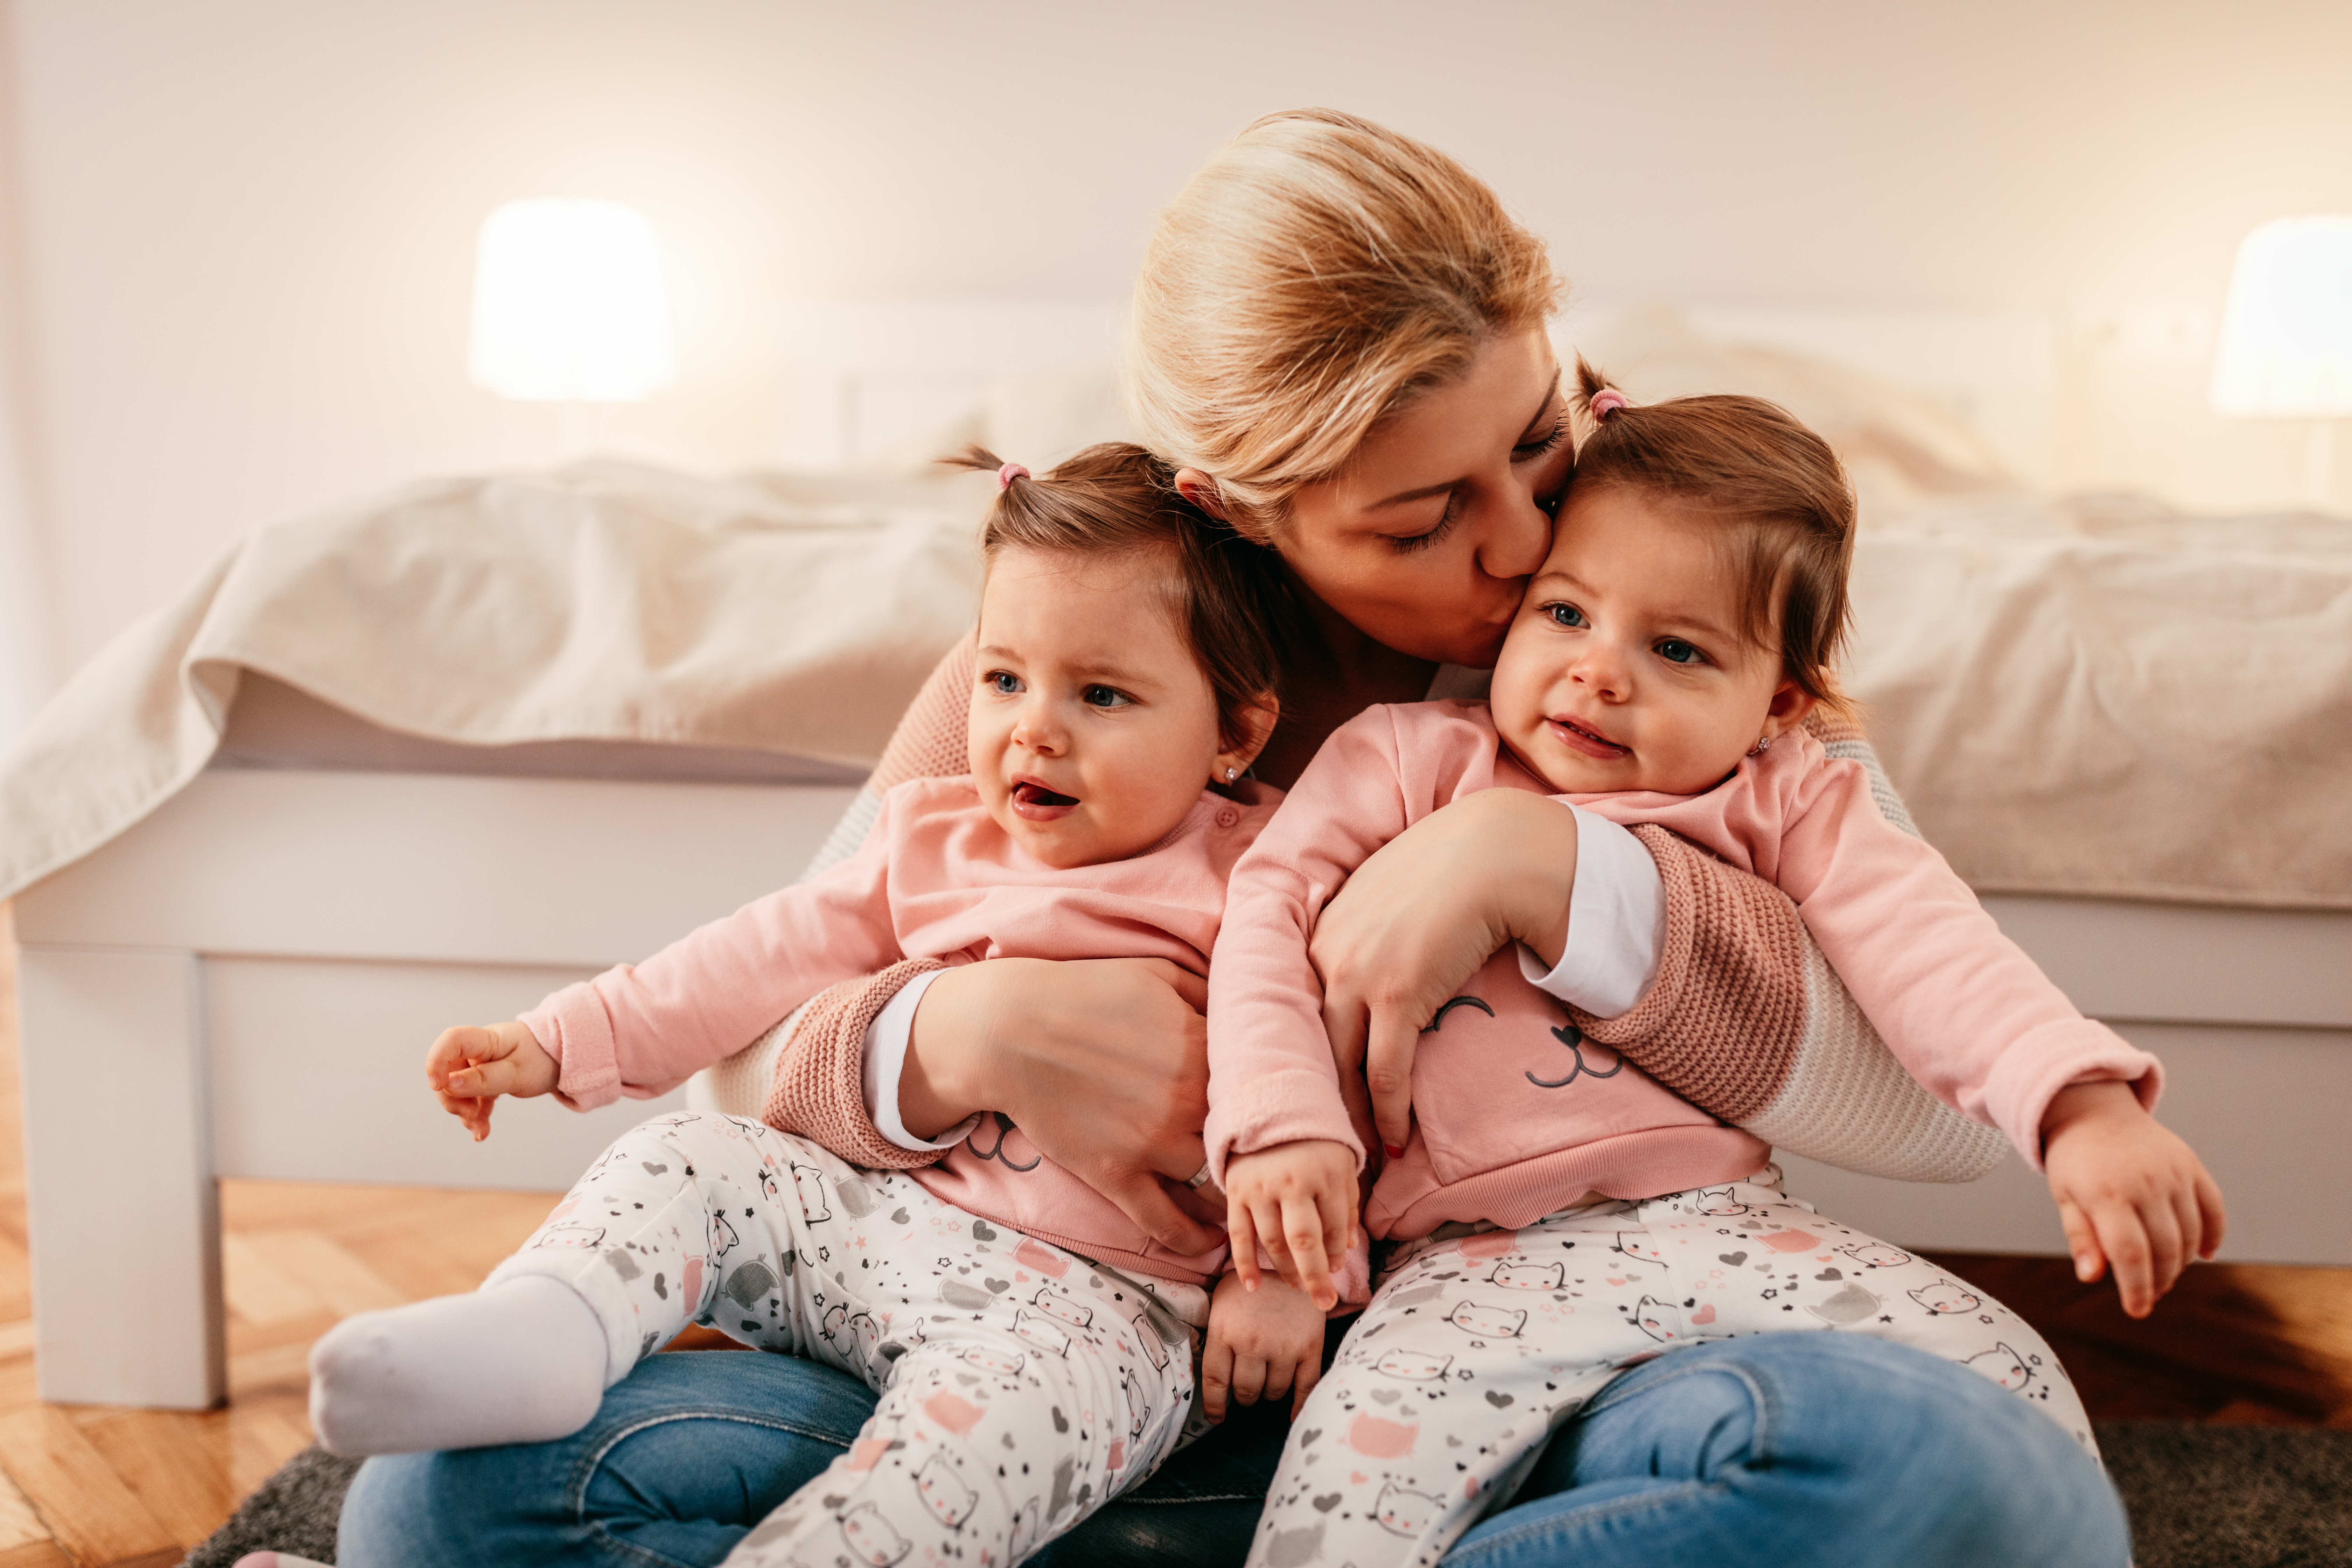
[1314,724,2015,1185]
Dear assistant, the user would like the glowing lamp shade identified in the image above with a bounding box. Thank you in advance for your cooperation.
[469,199,675,402]
[2209,216,2352,419]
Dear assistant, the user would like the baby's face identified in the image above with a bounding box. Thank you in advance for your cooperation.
[1490,485,1807,796]
[969,545,1228,869]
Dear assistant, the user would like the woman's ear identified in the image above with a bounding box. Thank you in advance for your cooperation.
[1212,693,1281,782]
[1173,468,1230,522]
[1760,678,1816,742]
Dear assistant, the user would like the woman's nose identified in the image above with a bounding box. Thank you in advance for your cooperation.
[1472,482,1556,583]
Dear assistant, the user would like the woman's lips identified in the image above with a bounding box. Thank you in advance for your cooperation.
[1010,778,1080,821]
[1546,716,1630,760]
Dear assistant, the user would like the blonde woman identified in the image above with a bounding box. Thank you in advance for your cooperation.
[334,112,2130,1568]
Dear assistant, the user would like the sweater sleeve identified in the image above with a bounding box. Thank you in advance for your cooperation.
[1771,762,2163,1168]
[758,632,978,1156]
[1206,708,1424,1184]
[523,796,908,1110]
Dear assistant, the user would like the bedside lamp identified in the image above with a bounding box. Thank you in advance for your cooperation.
[2209,215,2352,507]
[469,198,675,418]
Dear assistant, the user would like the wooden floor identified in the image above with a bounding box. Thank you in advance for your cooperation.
[0,905,2346,1566]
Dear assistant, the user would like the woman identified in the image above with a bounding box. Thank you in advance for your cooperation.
[337,110,2129,1567]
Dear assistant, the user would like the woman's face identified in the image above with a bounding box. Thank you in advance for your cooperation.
[1279,329,1570,668]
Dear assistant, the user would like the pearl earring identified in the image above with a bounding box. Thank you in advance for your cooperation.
[1224,766,1239,781]
[1749,734,1773,756]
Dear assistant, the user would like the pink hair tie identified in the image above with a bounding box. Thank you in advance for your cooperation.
[996,462,1030,490]
[1589,388,1629,420]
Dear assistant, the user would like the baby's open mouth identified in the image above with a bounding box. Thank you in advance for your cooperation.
[1549,716,1631,760]
[1012,780,1079,808]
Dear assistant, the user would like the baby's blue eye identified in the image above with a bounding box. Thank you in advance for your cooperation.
[1546,603,1588,629]
[988,671,1023,694]
[1083,685,1132,709]
[1656,639,1703,665]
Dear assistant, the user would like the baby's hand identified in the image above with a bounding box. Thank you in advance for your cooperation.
[2042,1080,2226,1318]
[1224,1140,1357,1309]
[1202,1269,1327,1421]
[427,1021,559,1142]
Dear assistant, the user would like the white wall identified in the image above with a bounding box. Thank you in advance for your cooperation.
[3,0,2350,694]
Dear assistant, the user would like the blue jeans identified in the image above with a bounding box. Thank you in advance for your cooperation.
[338,1336,2127,1567]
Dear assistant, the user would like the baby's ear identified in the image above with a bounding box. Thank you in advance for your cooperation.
[1762,678,1815,740]
[1228,692,1281,766]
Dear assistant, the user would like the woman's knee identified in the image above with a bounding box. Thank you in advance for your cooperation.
[1533,1335,2129,1567]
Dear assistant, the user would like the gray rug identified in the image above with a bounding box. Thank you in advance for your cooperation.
[184,1422,2352,1567]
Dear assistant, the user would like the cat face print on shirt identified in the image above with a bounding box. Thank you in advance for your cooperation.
[837,1502,911,1566]
[1838,1241,1912,1270]
[1632,1295,1685,1343]
[1375,1348,1455,1382]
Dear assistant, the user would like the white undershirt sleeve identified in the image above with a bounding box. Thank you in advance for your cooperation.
[1517,803,1666,1021]
[859,968,979,1153]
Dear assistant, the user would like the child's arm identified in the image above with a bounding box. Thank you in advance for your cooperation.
[1201,1268,1328,1422]
[1766,764,2219,1310]
[1222,1139,1358,1310]
[430,794,910,1135]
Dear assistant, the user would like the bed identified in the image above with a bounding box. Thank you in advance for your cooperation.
[6,302,2348,1410]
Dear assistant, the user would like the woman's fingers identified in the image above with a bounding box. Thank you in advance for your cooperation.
[1362,1005,1421,1157]
[1097,1167,1222,1257]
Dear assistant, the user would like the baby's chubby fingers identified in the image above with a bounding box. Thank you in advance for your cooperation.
[1280,1193,1336,1310]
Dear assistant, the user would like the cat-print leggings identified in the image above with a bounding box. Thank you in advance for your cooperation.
[485,1112,1199,1568]
[1246,1171,2094,1568]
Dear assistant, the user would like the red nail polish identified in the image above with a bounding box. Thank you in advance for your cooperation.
[1384,1143,1405,1158]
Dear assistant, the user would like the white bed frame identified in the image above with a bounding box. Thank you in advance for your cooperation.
[13,301,2350,1411]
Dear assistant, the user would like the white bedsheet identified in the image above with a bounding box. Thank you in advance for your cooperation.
[0,460,986,903]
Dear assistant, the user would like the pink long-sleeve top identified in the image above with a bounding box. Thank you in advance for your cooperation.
[1206,701,2163,1241]
[523,775,1280,1286]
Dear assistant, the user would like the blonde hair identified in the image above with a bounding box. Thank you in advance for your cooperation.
[1569,360,1859,721]
[1127,108,1561,542]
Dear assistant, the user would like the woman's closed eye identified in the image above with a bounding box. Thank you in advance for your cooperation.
[1386,490,1462,556]
[1512,416,1567,461]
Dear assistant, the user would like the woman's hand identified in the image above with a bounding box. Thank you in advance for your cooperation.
[898,957,1224,1255]
[1202,1270,1327,1422]
[427,1021,558,1141]
[2042,1080,2226,1318]
[1311,789,1579,1154]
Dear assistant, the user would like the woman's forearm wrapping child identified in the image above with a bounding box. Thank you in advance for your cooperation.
[306,445,1343,1568]
[1209,369,2224,1568]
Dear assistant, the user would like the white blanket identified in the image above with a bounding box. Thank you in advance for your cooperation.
[4,450,2349,913]
[0,461,987,903]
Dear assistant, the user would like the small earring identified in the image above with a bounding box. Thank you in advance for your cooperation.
[1750,734,1773,756]
[1224,766,1239,782]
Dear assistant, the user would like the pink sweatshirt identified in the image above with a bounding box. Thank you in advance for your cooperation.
[524,775,1280,1286]
[1207,701,2162,1241]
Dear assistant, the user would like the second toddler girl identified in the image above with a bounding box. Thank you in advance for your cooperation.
[1207,367,2224,1568]
[306,444,1331,1568]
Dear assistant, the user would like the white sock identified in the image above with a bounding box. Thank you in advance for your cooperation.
[308,1274,611,1456]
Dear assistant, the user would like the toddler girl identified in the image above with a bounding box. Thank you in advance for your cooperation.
[307,444,1331,1567]
[1207,368,2224,1568]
